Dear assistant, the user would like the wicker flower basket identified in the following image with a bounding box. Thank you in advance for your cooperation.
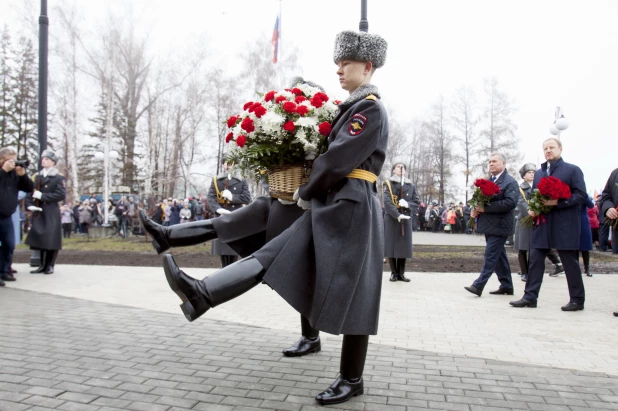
[268,163,312,201]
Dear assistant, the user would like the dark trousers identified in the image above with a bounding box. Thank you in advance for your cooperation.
[0,217,15,274]
[220,255,238,267]
[524,249,585,304]
[62,223,72,238]
[472,234,513,290]
[599,223,610,251]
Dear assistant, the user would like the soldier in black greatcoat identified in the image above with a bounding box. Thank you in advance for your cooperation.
[25,150,66,274]
[141,30,389,406]
[206,155,251,267]
[383,163,420,282]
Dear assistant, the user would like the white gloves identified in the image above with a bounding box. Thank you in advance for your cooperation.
[33,190,42,200]
[293,188,311,210]
[397,214,411,222]
[216,208,231,215]
[398,199,409,208]
[278,198,297,205]
[221,189,233,201]
[28,206,43,212]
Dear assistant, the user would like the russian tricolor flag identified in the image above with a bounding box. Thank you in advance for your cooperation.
[272,15,280,63]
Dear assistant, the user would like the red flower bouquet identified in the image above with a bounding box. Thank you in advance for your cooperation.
[467,178,501,227]
[225,84,338,178]
[520,176,572,228]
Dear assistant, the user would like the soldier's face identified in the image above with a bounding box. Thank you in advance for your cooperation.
[393,164,405,177]
[41,157,54,168]
[336,60,372,92]
[524,170,535,182]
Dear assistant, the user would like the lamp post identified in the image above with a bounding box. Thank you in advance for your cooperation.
[549,107,569,139]
[359,0,368,32]
[94,148,119,226]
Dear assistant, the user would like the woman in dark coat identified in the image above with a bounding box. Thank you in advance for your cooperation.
[168,200,182,226]
[579,196,594,276]
[383,163,419,282]
[143,30,389,405]
[25,150,66,274]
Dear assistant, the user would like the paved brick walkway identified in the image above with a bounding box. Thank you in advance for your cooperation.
[2,287,618,411]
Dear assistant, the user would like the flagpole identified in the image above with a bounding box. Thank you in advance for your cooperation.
[278,0,283,88]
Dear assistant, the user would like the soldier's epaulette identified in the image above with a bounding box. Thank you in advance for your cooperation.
[31,173,38,182]
[365,95,377,101]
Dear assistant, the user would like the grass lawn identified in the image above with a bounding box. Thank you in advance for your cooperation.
[16,236,211,254]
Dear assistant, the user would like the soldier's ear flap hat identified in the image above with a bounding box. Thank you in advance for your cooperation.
[333,30,388,68]
[221,152,231,165]
[41,149,58,164]
[519,163,536,178]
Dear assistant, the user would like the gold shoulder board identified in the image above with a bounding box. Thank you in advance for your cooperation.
[365,95,377,101]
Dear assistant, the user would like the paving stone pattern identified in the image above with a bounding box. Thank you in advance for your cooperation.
[1,289,618,411]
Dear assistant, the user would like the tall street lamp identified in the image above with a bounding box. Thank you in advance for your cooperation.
[549,106,569,139]
[94,147,119,226]
[359,0,368,32]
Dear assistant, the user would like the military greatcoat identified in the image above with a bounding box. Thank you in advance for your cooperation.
[207,173,251,256]
[383,175,420,258]
[513,181,532,252]
[25,168,66,250]
[252,84,388,336]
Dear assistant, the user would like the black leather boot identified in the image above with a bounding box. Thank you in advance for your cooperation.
[315,335,368,405]
[139,210,217,254]
[283,316,321,357]
[44,250,57,274]
[388,258,397,282]
[396,258,410,282]
[30,250,47,274]
[162,254,265,322]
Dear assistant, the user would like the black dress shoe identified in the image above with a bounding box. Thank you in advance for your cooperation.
[549,265,564,277]
[389,273,397,282]
[561,302,584,311]
[315,374,363,405]
[43,266,54,275]
[509,298,537,308]
[614,311,618,317]
[521,274,528,282]
[489,288,514,295]
[10,268,16,274]
[464,285,482,297]
[584,269,592,277]
[140,210,217,254]
[30,266,46,274]
[282,336,321,357]
[0,278,5,287]
[162,254,212,322]
[396,273,411,282]
[1,273,16,281]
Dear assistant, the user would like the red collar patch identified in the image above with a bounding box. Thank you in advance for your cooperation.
[348,113,367,136]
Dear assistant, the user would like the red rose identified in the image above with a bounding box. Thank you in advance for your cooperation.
[283,121,296,132]
[314,92,329,102]
[225,132,233,143]
[310,95,323,108]
[253,104,267,118]
[334,99,341,105]
[295,105,309,116]
[275,95,287,104]
[295,95,307,104]
[264,91,276,102]
[282,101,297,113]
[291,87,304,96]
[318,121,331,136]
[243,101,254,111]
[236,135,247,147]
[241,117,255,133]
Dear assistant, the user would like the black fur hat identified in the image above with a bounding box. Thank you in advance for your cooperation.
[333,31,387,68]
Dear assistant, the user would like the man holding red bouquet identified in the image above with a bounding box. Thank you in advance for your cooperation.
[464,153,519,297]
[511,138,587,311]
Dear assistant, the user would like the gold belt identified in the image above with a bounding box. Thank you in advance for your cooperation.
[346,169,378,183]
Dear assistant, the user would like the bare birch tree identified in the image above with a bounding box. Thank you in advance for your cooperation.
[451,86,479,202]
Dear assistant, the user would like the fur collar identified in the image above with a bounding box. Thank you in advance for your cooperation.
[520,181,532,190]
[340,84,381,107]
[389,174,411,184]
[217,171,241,180]
[39,167,59,177]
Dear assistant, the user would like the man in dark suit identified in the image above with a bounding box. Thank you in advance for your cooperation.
[510,138,587,311]
[464,153,518,297]
[598,167,618,316]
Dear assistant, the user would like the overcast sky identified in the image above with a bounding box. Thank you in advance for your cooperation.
[2,0,617,197]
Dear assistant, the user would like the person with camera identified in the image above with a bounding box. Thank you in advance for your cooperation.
[0,147,34,286]
[25,150,66,275]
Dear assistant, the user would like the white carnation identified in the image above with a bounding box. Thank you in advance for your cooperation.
[261,111,285,133]
[279,90,294,100]
[295,117,318,128]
